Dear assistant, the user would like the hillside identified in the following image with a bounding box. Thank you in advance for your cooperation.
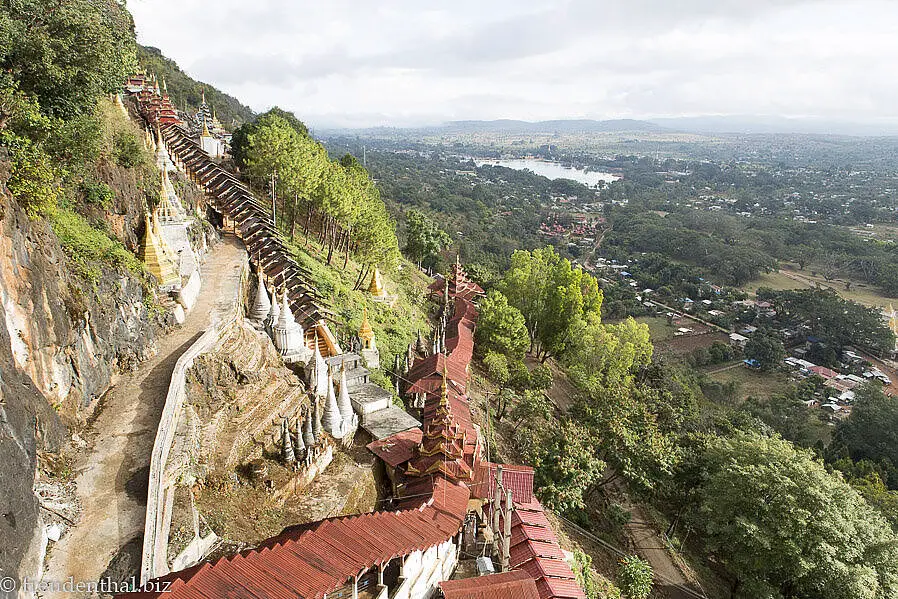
[137,45,255,129]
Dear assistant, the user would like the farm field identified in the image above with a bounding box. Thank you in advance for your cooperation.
[633,315,729,355]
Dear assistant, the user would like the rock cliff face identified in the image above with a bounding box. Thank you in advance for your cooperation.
[0,154,195,583]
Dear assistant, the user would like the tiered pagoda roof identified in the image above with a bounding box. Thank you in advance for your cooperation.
[405,370,474,481]
[428,255,485,302]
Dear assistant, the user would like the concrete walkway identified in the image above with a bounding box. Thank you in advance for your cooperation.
[45,235,245,591]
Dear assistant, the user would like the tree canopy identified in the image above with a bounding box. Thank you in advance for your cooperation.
[234,109,399,268]
[833,384,898,489]
[404,208,451,269]
[499,246,603,361]
[744,328,786,370]
[1,0,137,120]
[695,433,898,599]
[475,290,530,359]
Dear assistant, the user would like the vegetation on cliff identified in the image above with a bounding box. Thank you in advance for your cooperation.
[0,0,154,282]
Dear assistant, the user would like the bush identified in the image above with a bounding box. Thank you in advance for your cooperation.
[572,549,605,599]
[113,130,145,168]
[50,208,141,282]
[617,555,653,599]
[607,503,632,529]
[2,133,59,216]
[79,180,114,209]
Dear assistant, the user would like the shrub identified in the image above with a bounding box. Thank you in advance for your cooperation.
[50,208,141,282]
[607,503,632,529]
[572,549,603,599]
[2,132,59,216]
[79,180,114,209]
[617,555,653,599]
[113,130,145,168]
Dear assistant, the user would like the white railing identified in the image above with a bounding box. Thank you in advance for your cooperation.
[140,261,247,586]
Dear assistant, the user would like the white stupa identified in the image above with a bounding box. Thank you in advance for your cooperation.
[272,290,311,363]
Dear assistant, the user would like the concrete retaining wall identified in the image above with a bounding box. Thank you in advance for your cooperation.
[140,261,247,585]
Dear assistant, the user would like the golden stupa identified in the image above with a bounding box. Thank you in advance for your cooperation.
[367,267,385,296]
[140,214,179,287]
[359,307,375,350]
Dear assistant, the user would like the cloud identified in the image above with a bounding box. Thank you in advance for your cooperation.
[128,0,898,127]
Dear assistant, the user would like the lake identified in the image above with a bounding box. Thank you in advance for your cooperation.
[473,158,620,187]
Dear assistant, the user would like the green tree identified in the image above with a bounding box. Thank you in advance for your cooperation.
[510,389,552,433]
[524,419,606,513]
[770,288,894,353]
[573,384,677,493]
[833,383,898,489]
[1,0,137,119]
[404,209,450,269]
[744,328,785,370]
[696,433,898,598]
[567,315,652,388]
[617,556,653,599]
[475,290,530,359]
[499,246,603,361]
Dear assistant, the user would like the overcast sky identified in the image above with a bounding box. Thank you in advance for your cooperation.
[129,0,898,128]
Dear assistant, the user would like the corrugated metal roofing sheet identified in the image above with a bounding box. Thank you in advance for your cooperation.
[130,478,469,599]
[440,570,540,599]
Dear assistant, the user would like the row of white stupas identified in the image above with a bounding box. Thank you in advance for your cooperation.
[249,272,357,440]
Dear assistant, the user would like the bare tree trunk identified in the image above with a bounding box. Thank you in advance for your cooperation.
[354,266,366,291]
[343,227,353,269]
[304,204,313,245]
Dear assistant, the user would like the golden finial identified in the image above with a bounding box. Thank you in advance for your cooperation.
[440,363,449,407]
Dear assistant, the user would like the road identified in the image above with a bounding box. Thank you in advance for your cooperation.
[44,235,245,591]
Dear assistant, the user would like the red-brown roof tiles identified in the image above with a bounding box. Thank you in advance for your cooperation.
[366,429,423,468]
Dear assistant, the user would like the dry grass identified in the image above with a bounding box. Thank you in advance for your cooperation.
[708,366,792,404]
[741,265,898,309]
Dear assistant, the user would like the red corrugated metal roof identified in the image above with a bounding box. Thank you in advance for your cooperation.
[440,570,540,599]
[130,478,469,599]
[506,497,586,599]
[367,429,422,468]
[472,462,535,504]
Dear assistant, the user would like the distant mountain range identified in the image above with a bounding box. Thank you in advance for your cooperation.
[438,118,667,134]
[320,116,898,138]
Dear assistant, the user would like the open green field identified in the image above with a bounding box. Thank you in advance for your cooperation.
[741,265,898,309]
[707,365,793,404]
[634,315,677,342]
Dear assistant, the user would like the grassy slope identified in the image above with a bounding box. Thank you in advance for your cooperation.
[289,235,431,390]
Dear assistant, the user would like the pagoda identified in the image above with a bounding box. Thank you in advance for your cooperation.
[428,254,484,302]
[271,290,311,363]
[368,267,384,296]
[405,368,474,481]
[139,214,180,288]
[154,173,180,223]
[249,267,272,324]
[155,83,180,125]
[358,307,380,369]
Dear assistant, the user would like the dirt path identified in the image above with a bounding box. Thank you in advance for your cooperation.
[610,479,702,599]
[44,235,245,590]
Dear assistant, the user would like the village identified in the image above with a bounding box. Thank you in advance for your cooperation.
[591,255,898,423]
